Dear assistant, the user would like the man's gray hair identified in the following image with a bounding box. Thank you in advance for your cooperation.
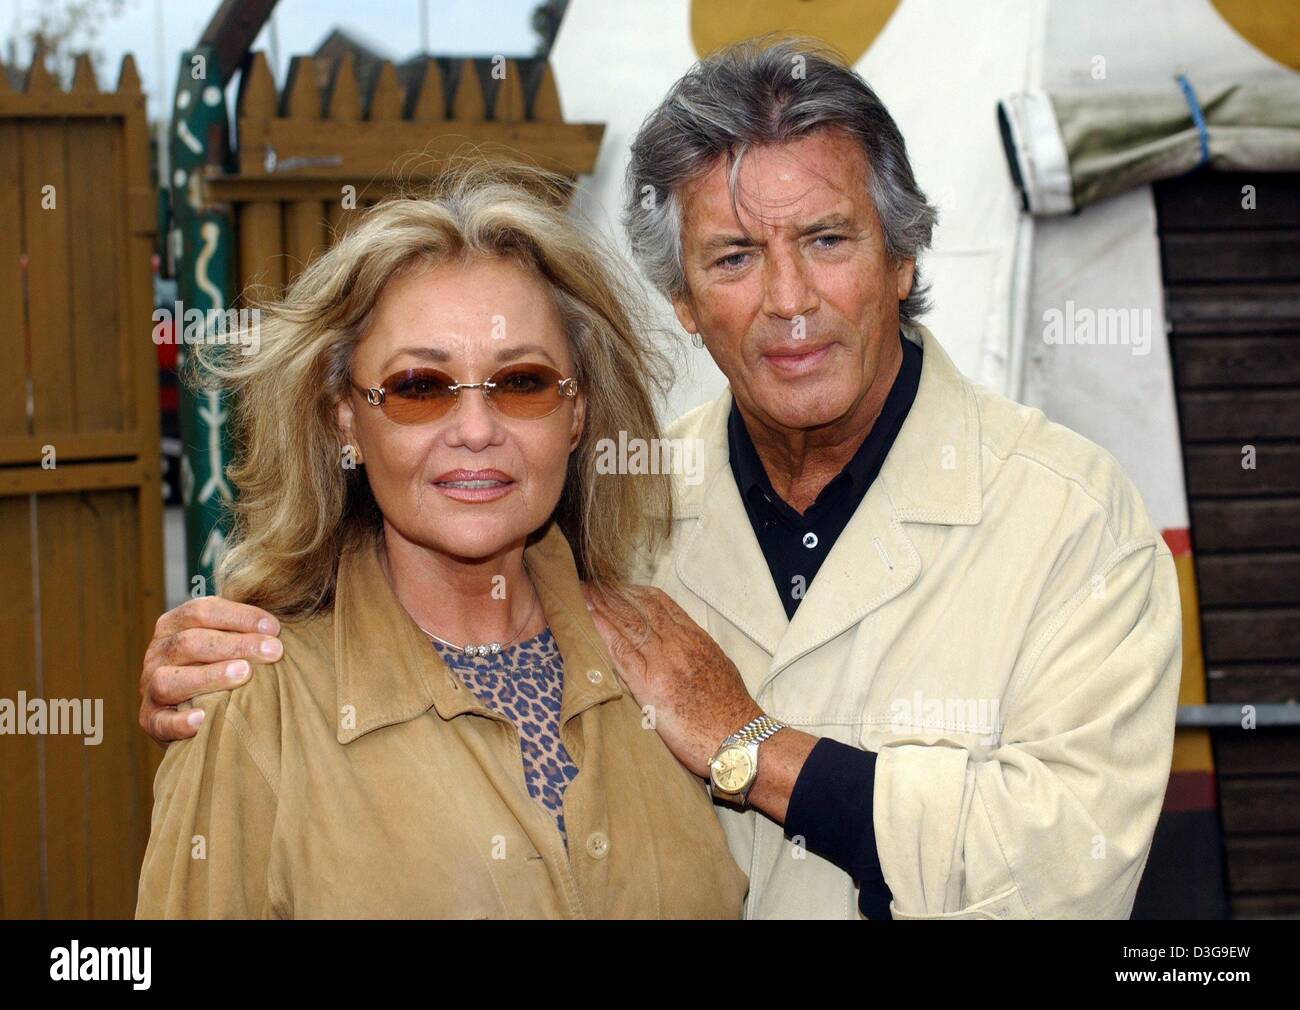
[624,37,938,322]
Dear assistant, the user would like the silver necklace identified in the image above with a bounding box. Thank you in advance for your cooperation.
[417,588,540,658]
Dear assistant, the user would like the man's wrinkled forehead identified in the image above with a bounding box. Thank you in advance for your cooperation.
[678,130,874,243]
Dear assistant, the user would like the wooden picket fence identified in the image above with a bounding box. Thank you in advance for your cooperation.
[0,51,164,919]
[206,51,604,302]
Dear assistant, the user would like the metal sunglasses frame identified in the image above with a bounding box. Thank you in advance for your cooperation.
[351,367,579,421]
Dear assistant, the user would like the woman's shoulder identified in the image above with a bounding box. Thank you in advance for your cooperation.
[167,607,338,791]
[262,609,337,698]
[274,610,335,665]
[214,608,336,737]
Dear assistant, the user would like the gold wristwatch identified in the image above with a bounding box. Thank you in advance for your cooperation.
[708,714,787,807]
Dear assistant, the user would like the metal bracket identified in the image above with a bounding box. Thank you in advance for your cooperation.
[1177,703,1300,727]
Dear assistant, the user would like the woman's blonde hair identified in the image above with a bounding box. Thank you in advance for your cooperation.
[191,163,674,618]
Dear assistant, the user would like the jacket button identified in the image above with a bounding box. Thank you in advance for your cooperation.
[802,532,818,549]
[585,831,610,860]
[587,669,603,684]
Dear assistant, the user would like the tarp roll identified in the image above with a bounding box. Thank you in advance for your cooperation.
[998,78,1300,215]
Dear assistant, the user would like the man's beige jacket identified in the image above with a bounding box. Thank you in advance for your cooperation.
[640,322,1182,919]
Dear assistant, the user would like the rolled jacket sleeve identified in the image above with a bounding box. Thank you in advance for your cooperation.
[135,691,280,919]
[873,536,1182,919]
[785,738,893,919]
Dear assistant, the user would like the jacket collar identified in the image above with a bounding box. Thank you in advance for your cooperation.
[334,521,623,745]
[876,322,984,526]
[670,323,984,670]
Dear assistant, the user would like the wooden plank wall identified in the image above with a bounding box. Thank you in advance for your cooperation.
[1155,170,1300,917]
[0,53,163,919]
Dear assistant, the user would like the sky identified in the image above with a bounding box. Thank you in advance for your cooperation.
[1,0,540,119]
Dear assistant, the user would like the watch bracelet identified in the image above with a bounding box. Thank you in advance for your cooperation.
[731,715,771,744]
[738,714,786,745]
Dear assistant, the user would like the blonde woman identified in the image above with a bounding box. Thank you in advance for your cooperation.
[135,168,747,919]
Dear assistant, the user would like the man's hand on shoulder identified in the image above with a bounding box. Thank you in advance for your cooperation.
[582,583,760,778]
[581,583,819,822]
[139,597,283,745]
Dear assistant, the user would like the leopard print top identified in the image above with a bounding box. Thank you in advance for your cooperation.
[431,629,579,845]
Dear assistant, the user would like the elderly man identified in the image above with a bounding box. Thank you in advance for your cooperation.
[137,39,1181,919]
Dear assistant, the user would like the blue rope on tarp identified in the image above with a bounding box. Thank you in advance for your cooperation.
[1176,73,1211,168]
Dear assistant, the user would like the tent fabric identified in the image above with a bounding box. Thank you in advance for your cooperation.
[999,78,1300,215]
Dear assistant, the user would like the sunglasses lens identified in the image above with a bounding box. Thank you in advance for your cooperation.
[489,364,570,419]
[382,368,456,423]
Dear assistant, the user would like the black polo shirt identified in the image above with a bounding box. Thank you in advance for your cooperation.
[727,328,922,619]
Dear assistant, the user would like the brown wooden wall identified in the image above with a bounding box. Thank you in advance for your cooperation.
[0,53,163,918]
[1155,170,1300,917]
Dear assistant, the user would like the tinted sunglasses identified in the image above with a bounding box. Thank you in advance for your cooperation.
[351,363,579,424]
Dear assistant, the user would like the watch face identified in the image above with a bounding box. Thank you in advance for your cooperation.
[710,744,755,794]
